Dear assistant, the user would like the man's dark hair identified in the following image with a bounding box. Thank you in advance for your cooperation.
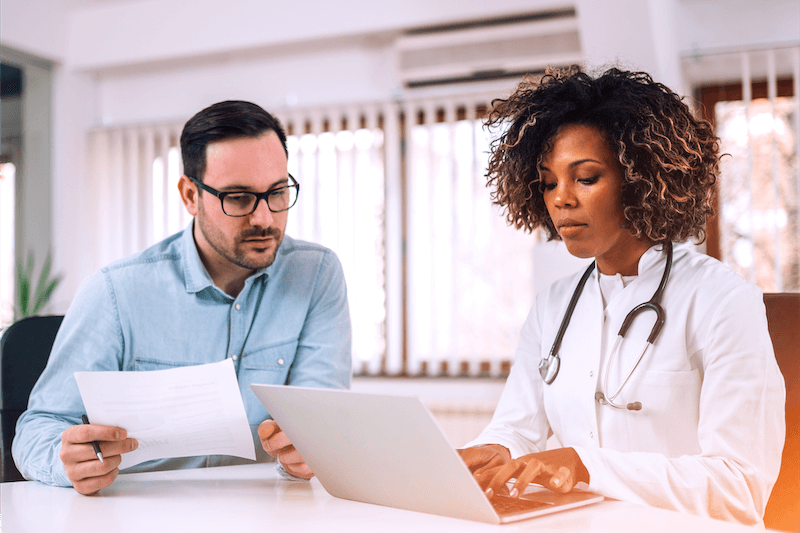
[180,100,288,181]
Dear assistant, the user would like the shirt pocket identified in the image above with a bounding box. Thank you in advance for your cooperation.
[239,339,299,423]
[242,339,298,373]
[134,358,201,371]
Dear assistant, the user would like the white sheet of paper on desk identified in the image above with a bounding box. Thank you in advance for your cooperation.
[75,359,256,470]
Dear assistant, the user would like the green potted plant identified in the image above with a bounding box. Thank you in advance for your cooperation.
[15,251,62,320]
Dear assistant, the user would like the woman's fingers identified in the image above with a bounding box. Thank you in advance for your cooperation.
[483,459,526,498]
[509,458,546,498]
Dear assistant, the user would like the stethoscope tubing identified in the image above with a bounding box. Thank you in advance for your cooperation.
[539,242,674,412]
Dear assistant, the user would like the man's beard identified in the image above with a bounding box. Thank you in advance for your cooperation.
[196,202,284,271]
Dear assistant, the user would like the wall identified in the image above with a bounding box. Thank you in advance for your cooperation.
[0,0,68,63]
[0,46,55,310]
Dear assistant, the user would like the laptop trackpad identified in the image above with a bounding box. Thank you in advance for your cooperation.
[492,495,554,516]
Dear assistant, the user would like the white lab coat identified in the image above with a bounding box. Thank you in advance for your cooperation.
[468,243,785,525]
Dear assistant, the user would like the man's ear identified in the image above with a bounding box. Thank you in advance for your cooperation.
[178,175,199,216]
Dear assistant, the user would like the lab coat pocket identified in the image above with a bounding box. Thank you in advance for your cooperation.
[627,369,702,456]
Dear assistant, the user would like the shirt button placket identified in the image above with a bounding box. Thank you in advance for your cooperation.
[230,300,243,368]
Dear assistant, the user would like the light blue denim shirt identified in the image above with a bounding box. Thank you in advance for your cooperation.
[13,224,352,486]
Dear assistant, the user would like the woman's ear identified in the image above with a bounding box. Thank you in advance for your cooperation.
[178,175,199,216]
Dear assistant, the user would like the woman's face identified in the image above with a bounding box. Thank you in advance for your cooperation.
[539,123,651,275]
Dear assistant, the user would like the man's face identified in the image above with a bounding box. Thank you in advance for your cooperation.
[187,131,290,275]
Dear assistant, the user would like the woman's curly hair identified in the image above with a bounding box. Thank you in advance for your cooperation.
[485,66,720,244]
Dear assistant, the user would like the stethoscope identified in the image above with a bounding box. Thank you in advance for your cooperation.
[538,242,673,412]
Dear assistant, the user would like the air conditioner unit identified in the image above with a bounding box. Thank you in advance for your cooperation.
[396,8,583,88]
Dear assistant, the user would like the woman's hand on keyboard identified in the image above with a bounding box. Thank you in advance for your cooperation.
[479,447,589,498]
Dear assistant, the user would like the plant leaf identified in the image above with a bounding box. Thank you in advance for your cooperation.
[33,253,54,312]
[16,256,32,318]
[33,276,62,316]
[15,251,62,319]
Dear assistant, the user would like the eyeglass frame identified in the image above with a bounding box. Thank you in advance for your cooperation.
[188,174,300,217]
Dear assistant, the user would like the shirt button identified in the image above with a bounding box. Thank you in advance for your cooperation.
[235,304,241,310]
[590,431,594,438]
[277,358,285,366]
[589,371,594,377]
[231,354,238,361]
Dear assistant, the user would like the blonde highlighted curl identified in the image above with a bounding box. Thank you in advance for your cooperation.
[485,67,720,244]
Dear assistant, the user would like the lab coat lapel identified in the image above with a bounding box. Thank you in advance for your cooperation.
[543,269,605,448]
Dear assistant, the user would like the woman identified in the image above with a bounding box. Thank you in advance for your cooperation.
[459,67,785,525]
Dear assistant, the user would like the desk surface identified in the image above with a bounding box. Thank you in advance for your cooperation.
[2,464,763,533]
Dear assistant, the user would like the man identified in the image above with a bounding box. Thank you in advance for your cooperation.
[13,101,352,494]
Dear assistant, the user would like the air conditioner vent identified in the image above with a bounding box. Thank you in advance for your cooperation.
[397,7,582,89]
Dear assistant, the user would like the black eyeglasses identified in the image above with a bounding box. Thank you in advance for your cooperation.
[189,175,300,217]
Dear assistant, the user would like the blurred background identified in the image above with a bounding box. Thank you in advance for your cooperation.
[1,0,798,444]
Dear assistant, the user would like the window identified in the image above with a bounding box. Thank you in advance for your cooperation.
[152,146,187,242]
[698,48,799,292]
[404,105,537,376]
[283,117,387,375]
[0,162,15,327]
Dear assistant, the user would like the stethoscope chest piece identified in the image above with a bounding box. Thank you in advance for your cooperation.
[538,354,560,384]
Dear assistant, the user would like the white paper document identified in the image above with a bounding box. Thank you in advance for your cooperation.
[75,359,256,470]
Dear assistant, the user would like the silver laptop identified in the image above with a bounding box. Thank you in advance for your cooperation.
[250,384,603,524]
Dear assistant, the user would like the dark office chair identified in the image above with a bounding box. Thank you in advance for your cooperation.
[762,293,799,532]
[0,315,64,482]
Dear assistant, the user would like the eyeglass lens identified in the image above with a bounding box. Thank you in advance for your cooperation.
[222,187,298,216]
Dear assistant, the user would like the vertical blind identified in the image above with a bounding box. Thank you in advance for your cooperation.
[275,106,390,376]
[400,95,538,376]
[86,91,540,377]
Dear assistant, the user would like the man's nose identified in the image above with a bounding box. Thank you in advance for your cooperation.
[249,197,275,226]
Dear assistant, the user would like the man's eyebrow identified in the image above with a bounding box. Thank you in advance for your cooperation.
[217,178,290,192]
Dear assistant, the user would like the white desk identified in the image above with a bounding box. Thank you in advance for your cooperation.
[1,464,764,533]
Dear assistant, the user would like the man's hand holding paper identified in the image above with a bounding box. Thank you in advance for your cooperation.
[74,359,256,472]
[60,422,137,495]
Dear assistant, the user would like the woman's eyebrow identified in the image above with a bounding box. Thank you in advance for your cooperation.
[539,158,601,173]
[568,158,601,168]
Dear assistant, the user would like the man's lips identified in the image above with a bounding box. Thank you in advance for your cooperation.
[242,229,281,243]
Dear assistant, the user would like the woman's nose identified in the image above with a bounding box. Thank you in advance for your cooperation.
[551,182,577,208]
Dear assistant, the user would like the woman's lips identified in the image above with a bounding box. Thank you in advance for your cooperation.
[557,219,587,237]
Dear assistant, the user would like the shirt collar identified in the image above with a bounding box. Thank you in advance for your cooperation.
[180,222,270,295]
[181,223,214,294]
[637,243,670,275]
[589,243,671,282]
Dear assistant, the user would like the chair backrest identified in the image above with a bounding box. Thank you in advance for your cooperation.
[0,315,64,482]
[762,293,799,532]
